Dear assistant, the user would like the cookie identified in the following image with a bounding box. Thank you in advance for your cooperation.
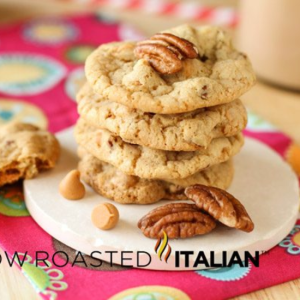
[85,25,255,114]
[167,159,233,188]
[77,83,247,151]
[78,152,234,204]
[75,119,243,180]
[0,122,60,187]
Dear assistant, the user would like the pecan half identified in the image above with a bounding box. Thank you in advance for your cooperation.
[151,33,198,59]
[185,185,254,233]
[138,203,216,239]
[134,44,182,75]
[134,33,198,74]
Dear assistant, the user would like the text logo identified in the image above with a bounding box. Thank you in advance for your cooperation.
[154,231,171,263]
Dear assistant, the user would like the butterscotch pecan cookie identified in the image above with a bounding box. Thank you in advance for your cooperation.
[77,83,247,151]
[85,25,255,114]
[75,119,243,180]
[78,151,234,204]
[138,203,216,239]
[0,122,60,186]
[185,185,254,232]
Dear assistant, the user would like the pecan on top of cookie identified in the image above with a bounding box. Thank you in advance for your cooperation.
[134,32,199,74]
[86,25,256,114]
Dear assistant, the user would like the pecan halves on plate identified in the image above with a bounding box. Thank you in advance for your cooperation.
[185,185,254,233]
[134,43,182,75]
[138,203,216,239]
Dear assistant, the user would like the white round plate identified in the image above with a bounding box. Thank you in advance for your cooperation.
[24,127,299,270]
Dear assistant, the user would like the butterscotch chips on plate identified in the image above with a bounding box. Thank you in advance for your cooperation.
[85,25,256,114]
[138,203,217,239]
[0,122,60,187]
[185,184,254,232]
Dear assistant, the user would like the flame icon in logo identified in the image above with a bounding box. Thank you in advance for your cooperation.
[154,231,172,263]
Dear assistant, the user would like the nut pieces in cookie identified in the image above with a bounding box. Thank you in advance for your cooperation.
[134,33,198,74]
[185,184,254,232]
[138,203,216,239]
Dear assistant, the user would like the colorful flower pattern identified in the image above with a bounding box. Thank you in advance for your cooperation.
[109,286,190,300]
[0,99,48,128]
[0,53,66,96]
[16,253,68,300]
[279,225,300,255]
[65,44,96,64]
[0,184,29,217]
[23,19,79,45]
[196,263,251,281]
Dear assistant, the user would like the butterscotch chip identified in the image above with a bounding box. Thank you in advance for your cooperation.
[91,203,119,230]
[185,184,254,232]
[138,203,216,239]
[59,170,85,200]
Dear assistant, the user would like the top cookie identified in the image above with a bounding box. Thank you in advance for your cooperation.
[85,25,256,114]
[0,122,60,186]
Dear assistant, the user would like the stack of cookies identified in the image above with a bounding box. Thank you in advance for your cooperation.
[75,25,255,205]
